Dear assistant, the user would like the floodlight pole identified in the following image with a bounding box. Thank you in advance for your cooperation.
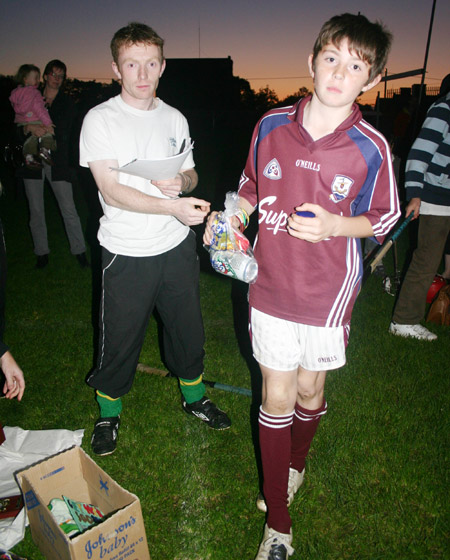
[414,0,437,133]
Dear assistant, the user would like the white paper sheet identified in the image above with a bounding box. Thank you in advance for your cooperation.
[110,142,193,181]
[0,426,84,550]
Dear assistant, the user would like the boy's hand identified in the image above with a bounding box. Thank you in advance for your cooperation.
[203,211,220,245]
[287,203,338,243]
[203,211,241,246]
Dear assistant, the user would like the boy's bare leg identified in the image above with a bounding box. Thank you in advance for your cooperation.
[261,365,298,415]
[296,367,326,409]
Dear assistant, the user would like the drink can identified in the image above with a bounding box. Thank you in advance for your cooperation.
[210,250,258,284]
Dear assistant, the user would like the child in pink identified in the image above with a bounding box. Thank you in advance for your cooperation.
[9,64,57,167]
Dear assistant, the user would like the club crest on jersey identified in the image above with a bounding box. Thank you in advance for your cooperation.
[263,158,282,180]
[329,175,354,203]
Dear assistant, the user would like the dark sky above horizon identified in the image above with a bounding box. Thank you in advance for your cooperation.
[1,0,448,104]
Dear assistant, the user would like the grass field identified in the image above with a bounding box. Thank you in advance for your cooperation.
[1,177,448,560]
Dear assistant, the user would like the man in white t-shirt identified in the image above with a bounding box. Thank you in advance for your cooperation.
[79,22,230,456]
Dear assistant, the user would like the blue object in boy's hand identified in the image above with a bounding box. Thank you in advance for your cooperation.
[296,210,315,218]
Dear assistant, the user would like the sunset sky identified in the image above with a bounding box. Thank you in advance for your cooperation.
[1,0,448,106]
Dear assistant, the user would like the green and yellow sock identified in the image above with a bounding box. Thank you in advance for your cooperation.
[179,375,206,404]
[96,390,122,418]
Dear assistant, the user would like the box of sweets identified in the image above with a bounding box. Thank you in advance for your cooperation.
[17,446,150,560]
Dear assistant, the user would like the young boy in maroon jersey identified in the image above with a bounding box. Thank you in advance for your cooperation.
[204,12,400,560]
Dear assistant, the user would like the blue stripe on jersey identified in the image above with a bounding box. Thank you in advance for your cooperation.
[254,111,291,170]
[347,126,383,216]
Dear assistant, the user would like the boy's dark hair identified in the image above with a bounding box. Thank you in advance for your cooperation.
[14,64,40,85]
[43,59,67,79]
[312,13,392,82]
[110,22,164,64]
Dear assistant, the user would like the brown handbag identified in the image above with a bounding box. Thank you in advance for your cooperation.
[426,284,450,326]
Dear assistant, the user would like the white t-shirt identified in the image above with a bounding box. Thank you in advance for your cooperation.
[79,95,195,256]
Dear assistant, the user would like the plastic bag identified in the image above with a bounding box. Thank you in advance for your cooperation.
[207,192,258,283]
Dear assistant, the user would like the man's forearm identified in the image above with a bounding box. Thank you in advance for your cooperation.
[101,180,179,215]
[89,160,181,214]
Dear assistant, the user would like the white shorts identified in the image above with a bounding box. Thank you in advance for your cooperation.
[250,307,349,372]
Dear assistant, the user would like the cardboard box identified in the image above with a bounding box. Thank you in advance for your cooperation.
[17,446,150,560]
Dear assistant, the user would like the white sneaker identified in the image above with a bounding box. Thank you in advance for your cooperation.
[389,322,437,341]
[256,492,267,513]
[255,524,294,560]
[256,468,305,512]
[287,467,305,506]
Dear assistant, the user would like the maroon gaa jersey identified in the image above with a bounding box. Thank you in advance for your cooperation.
[239,96,400,327]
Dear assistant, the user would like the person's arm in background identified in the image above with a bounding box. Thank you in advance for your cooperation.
[1,344,25,401]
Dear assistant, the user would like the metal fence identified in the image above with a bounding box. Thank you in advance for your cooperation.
[385,85,441,99]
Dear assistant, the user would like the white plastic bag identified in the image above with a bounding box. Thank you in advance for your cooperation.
[0,426,84,550]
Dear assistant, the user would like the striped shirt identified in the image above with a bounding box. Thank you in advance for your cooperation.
[405,92,450,207]
[238,96,400,327]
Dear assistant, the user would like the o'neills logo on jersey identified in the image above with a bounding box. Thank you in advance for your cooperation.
[263,158,282,180]
[329,175,354,203]
[296,159,320,172]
